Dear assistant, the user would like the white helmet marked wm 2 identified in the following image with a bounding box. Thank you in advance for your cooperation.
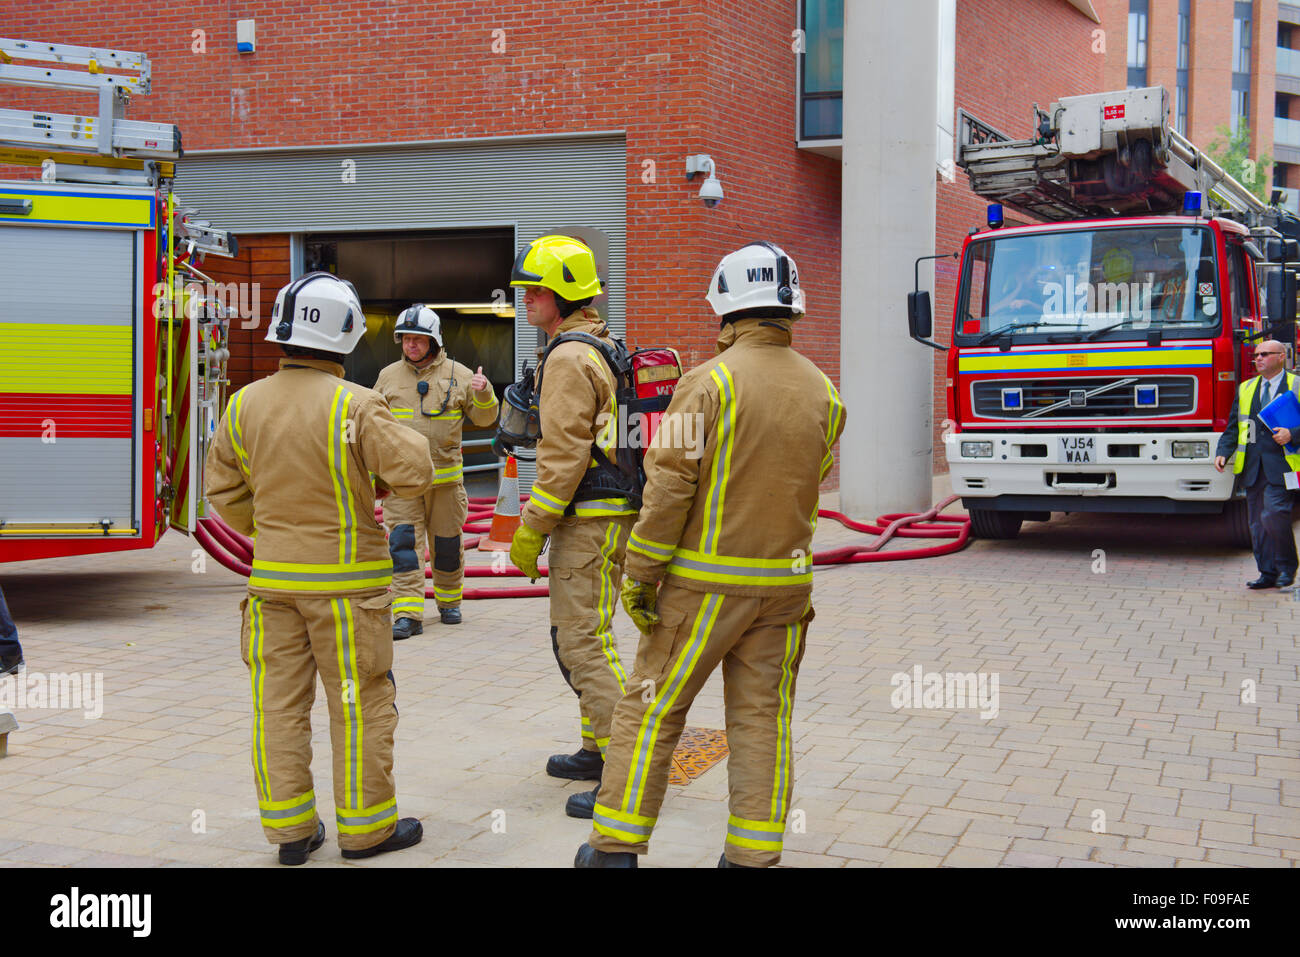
[267,272,366,354]
[392,305,443,346]
[705,241,805,318]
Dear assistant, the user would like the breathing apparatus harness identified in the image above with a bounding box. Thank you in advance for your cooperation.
[493,325,682,512]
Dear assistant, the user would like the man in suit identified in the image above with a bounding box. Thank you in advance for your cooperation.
[1215,339,1300,589]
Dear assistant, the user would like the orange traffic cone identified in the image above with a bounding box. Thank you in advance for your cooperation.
[479,455,522,551]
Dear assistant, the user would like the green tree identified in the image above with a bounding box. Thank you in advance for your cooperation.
[1206,123,1273,202]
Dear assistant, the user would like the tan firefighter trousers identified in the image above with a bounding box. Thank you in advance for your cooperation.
[240,589,400,851]
[385,482,469,617]
[588,583,814,866]
[548,514,635,757]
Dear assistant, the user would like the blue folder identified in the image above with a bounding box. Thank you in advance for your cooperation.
[1259,389,1300,455]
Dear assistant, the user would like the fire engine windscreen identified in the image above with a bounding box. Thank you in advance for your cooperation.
[956,226,1220,342]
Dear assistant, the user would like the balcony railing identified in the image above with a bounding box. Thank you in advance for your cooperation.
[1276,115,1300,147]
[1279,45,1300,77]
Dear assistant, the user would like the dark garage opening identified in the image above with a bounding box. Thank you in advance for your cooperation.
[305,227,516,494]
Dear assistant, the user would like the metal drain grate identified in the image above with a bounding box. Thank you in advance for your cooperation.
[668,727,729,786]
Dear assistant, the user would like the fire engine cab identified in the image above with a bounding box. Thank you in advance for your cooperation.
[0,38,236,563]
[908,87,1299,544]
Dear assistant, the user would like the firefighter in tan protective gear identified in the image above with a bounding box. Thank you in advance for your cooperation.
[574,242,847,868]
[374,305,499,637]
[507,234,637,820]
[204,273,434,865]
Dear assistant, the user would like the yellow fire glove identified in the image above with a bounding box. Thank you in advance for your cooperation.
[621,578,660,635]
[510,523,546,581]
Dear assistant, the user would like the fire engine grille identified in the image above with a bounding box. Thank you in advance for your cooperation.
[971,376,1196,419]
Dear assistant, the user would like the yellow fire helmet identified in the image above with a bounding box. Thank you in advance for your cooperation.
[510,234,603,301]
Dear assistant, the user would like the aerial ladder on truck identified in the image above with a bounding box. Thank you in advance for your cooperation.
[949,85,1300,339]
[0,38,238,563]
[907,86,1300,545]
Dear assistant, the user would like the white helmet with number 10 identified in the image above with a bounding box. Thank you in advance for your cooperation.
[705,241,805,319]
[267,272,366,354]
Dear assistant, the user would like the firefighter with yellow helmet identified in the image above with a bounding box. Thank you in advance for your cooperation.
[374,305,500,637]
[574,242,847,868]
[204,273,434,863]
[508,234,637,819]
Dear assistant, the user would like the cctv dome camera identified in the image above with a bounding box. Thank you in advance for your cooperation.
[699,174,724,208]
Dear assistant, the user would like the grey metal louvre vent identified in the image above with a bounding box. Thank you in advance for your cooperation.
[176,132,627,493]
[972,376,1196,418]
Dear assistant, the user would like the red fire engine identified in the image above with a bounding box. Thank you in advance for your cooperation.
[909,87,1298,545]
[0,39,236,563]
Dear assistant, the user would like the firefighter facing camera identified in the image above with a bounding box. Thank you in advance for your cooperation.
[374,305,499,636]
[204,272,435,864]
[575,241,847,868]
[507,234,639,820]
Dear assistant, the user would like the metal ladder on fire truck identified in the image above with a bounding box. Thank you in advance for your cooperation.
[0,36,233,254]
[0,36,236,535]
[956,86,1270,228]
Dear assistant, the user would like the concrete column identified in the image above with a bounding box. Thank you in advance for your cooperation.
[838,0,938,518]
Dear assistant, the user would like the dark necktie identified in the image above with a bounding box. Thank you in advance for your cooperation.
[1261,379,1272,411]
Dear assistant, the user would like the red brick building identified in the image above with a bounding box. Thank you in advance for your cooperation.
[1,0,1122,485]
[0,3,841,395]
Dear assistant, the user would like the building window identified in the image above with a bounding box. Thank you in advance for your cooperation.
[1127,0,1149,89]
[1232,2,1252,136]
[799,0,843,140]
[1175,0,1189,132]
[1232,89,1250,135]
[1233,4,1251,74]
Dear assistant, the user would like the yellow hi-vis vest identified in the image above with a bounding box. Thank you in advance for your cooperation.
[1235,372,1300,473]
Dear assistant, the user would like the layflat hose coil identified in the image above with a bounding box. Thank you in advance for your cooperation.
[197,496,970,599]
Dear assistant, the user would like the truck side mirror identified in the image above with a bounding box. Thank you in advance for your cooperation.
[1269,269,1299,343]
[1265,237,1284,262]
[1287,269,1299,328]
[907,291,933,341]
[1267,269,1283,323]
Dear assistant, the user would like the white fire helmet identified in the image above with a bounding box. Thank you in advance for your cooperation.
[266,273,366,354]
[705,241,805,319]
[392,304,443,346]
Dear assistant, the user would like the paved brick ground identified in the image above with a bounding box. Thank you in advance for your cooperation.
[0,478,1296,868]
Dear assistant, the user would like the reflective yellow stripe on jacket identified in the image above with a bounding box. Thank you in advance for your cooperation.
[248,559,394,592]
[665,546,814,588]
[698,363,736,554]
[433,463,464,485]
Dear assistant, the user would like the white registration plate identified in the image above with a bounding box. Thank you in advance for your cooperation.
[1058,436,1096,464]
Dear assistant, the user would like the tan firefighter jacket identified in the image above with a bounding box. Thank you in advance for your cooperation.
[624,319,847,598]
[373,352,500,486]
[521,306,637,535]
[204,357,435,596]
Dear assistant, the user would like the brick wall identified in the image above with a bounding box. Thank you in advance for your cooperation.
[930,0,1107,466]
[0,3,841,396]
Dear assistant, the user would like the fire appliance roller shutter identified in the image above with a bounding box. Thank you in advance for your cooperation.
[0,226,136,527]
[176,133,626,493]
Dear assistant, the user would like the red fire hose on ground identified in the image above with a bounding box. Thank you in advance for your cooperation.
[196,494,970,598]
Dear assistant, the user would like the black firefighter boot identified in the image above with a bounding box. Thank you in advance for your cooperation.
[439,606,462,625]
[574,842,637,868]
[392,617,423,640]
[278,821,326,866]
[546,748,604,781]
[565,786,599,819]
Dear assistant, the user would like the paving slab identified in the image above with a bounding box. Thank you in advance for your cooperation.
[0,479,1296,867]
